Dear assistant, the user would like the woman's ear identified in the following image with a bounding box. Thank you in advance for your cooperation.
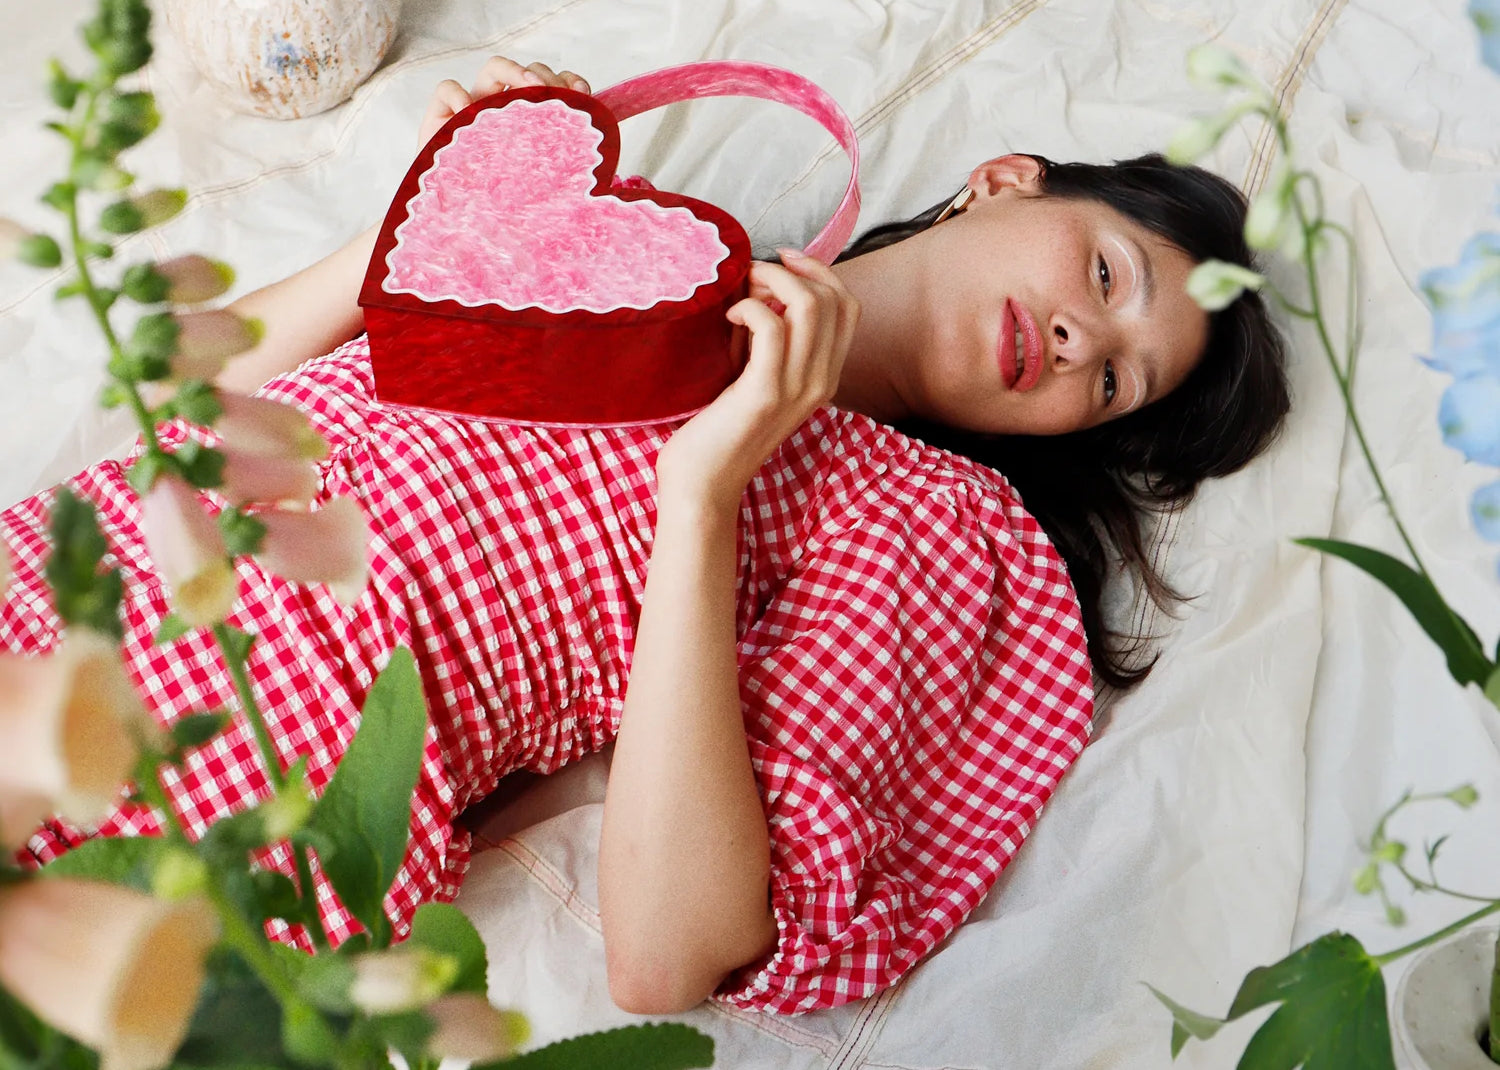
[967,154,1044,201]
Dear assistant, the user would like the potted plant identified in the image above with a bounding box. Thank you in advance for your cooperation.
[1152,12,1500,1068]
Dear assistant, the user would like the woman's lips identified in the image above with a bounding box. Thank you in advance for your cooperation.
[999,298,1044,392]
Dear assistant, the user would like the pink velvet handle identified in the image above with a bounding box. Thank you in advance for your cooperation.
[594,61,861,265]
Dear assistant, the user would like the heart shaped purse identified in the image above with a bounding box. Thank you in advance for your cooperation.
[358,60,861,428]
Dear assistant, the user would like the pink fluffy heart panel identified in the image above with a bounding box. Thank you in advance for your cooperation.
[382,99,730,314]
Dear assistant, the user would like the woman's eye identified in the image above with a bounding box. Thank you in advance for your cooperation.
[1097,255,1112,298]
[1103,361,1118,405]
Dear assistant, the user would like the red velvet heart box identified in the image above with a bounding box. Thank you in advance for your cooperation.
[359,61,862,428]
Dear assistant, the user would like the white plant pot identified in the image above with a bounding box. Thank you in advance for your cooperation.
[1394,925,1500,1069]
[163,0,402,119]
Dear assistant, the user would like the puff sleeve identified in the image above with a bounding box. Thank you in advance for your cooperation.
[715,479,1094,1014]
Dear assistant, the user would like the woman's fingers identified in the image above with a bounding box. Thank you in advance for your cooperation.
[735,257,850,403]
[417,79,473,149]
[470,56,590,98]
[558,69,591,93]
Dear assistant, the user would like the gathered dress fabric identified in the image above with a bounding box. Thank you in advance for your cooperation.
[1,334,1094,1015]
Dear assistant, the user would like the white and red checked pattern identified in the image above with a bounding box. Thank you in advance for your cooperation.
[0,335,1092,1015]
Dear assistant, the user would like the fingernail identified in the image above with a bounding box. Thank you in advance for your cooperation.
[776,247,808,260]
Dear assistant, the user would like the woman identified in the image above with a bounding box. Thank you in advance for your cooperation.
[2,57,1289,1016]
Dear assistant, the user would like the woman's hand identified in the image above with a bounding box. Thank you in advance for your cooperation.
[416,57,592,150]
[655,251,861,514]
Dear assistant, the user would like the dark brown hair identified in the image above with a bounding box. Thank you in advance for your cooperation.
[834,153,1291,690]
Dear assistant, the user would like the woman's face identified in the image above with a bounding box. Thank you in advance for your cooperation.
[910,155,1211,437]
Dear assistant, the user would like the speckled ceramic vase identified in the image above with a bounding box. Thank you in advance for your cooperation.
[1395,925,1500,1069]
[164,0,402,119]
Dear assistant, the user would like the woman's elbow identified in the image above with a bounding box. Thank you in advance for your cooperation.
[605,950,720,1015]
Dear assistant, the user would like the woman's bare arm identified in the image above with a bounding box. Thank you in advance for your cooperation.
[213,223,377,395]
[598,489,778,1014]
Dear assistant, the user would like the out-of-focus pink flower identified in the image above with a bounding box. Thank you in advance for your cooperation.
[348,945,458,1015]
[216,393,328,462]
[157,255,234,305]
[425,993,530,1062]
[255,497,370,605]
[0,879,219,1070]
[219,449,319,508]
[140,475,236,627]
[167,310,262,381]
[0,631,151,848]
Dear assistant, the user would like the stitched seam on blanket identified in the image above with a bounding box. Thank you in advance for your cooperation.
[0,0,592,320]
[828,984,902,1069]
[743,0,1046,240]
[492,835,844,1052]
[1242,0,1350,196]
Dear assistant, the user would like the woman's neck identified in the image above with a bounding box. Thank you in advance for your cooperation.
[828,239,932,426]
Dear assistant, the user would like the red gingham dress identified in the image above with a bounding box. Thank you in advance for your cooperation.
[1,335,1093,1015]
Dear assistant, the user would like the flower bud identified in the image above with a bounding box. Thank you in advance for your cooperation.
[1244,160,1297,252]
[1166,115,1229,165]
[157,256,234,305]
[259,773,314,842]
[169,310,262,380]
[425,994,530,1062]
[348,946,460,1016]
[0,217,28,261]
[151,847,209,900]
[1351,862,1380,895]
[1186,44,1258,91]
[255,497,370,606]
[130,188,188,229]
[220,449,320,508]
[1371,840,1405,865]
[216,393,328,462]
[0,631,151,848]
[1386,902,1407,926]
[0,880,218,1070]
[140,475,237,627]
[1185,260,1266,311]
[1447,782,1481,808]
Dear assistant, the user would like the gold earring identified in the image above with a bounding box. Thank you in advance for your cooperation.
[933,186,975,225]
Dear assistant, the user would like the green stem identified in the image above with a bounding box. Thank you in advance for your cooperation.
[212,622,285,791]
[1393,862,1500,904]
[1490,928,1500,1061]
[293,842,331,952]
[1373,899,1500,966]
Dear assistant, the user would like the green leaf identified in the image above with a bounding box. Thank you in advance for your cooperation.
[121,262,170,304]
[217,624,255,665]
[16,234,62,269]
[481,1023,715,1070]
[173,948,298,1069]
[126,311,179,362]
[56,278,88,302]
[407,902,489,995]
[170,711,230,750]
[1146,984,1225,1058]
[1486,665,1500,709]
[47,59,81,111]
[99,200,145,234]
[218,508,267,558]
[250,870,304,924]
[40,181,76,213]
[1228,932,1394,1070]
[154,612,193,644]
[39,834,163,892]
[176,442,226,490]
[367,1011,435,1065]
[43,487,124,640]
[82,241,114,262]
[73,151,132,192]
[97,92,158,152]
[1295,537,1494,688]
[169,380,222,427]
[306,647,429,947]
[126,449,167,494]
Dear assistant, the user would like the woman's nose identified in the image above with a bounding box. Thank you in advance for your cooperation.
[1049,315,1112,371]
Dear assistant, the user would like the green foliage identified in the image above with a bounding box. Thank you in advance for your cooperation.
[17,234,62,268]
[482,1023,715,1070]
[218,509,268,558]
[99,199,145,234]
[0,984,98,1070]
[170,711,232,752]
[39,834,163,891]
[46,59,81,111]
[98,90,158,152]
[1295,537,1495,688]
[173,440,227,490]
[81,0,152,78]
[44,486,124,640]
[155,612,194,644]
[303,648,429,948]
[125,310,179,365]
[40,181,75,213]
[173,949,297,1069]
[407,903,490,995]
[122,261,170,303]
[1155,933,1395,1069]
[171,380,224,427]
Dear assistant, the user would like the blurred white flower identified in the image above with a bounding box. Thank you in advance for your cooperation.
[425,993,530,1063]
[216,393,328,462]
[1244,158,1298,252]
[1166,114,1231,166]
[1186,43,1259,92]
[255,497,370,606]
[0,880,218,1070]
[1186,260,1266,311]
[140,475,237,627]
[0,217,27,261]
[348,946,459,1016]
[0,630,152,848]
